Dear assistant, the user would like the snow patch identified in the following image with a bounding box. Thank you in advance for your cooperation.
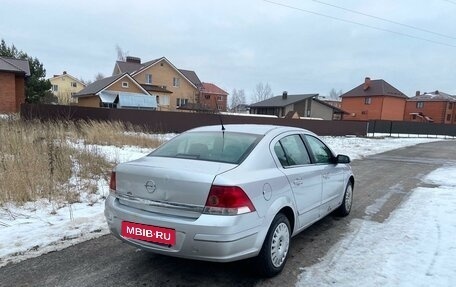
[297,165,456,287]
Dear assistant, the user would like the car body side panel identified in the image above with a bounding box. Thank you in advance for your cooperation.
[320,163,347,214]
[279,165,323,228]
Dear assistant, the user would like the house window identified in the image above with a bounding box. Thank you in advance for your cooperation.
[157,95,170,105]
[217,96,223,101]
[122,81,129,88]
[52,85,58,92]
[173,77,180,87]
[447,114,452,122]
[71,82,77,88]
[449,103,453,110]
[364,97,372,105]
[176,98,188,107]
[146,74,152,84]
[416,102,424,109]
[205,95,210,100]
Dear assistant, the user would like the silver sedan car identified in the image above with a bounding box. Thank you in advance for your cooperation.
[105,124,354,276]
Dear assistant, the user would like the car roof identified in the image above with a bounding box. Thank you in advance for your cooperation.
[188,124,312,136]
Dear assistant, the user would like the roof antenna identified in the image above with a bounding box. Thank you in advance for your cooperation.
[215,101,226,152]
[215,101,225,133]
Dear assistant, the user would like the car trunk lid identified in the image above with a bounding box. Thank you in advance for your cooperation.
[115,156,236,219]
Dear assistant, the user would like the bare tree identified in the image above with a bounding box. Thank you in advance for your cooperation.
[238,89,246,106]
[80,73,104,84]
[252,82,273,103]
[115,44,128,61]
[79,77,92,86]
[94,72,105,81]
[328,88,343,99]
[230,88,246,112]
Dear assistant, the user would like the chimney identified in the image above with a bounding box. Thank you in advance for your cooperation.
[415,91,420,97]
[363,77,371,91]
[63,71,67,75]
[126,56,141,64]
[282,91,288,99]
[435,90,439,95]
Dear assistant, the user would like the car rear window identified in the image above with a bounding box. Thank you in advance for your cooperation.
[149,131,262,164]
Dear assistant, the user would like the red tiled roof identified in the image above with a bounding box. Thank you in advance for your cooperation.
[202,82,228,95]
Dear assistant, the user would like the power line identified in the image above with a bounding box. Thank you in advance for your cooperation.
[263,0,456,48]
[311,0,456,40]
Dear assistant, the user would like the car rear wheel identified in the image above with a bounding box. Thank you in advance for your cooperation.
[256,213,291,277]
[336,182,353,217]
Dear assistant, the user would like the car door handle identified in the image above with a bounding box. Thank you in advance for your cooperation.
[293,179,304,186]
[322,173,330,179]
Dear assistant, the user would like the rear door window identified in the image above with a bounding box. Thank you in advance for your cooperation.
[274,135,311,167]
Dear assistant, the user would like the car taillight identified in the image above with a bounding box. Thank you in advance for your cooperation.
[203,185,256,216]
[109,171,116,192]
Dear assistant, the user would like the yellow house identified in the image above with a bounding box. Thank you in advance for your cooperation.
[73,73,156,109]
[113,56,201,111]
[49,71,86,104]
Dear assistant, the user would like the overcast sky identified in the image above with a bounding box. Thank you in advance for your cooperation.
[1,0,455,102]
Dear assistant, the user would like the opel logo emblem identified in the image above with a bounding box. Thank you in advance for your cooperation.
[145,180,156,193]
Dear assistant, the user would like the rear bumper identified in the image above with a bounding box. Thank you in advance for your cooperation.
[104,195,266,262]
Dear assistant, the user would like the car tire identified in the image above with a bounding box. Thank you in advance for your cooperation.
[255,213,291,277]
[336,182,353,217]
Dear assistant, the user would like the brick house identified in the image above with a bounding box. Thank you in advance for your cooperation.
[200,82,228,112]
[404,90,456,124]
[341,77,408,121]
[0,56,30,113]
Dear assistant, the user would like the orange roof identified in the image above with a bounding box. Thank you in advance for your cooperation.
[202,82,228,95]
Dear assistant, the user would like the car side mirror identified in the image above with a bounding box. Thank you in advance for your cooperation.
[336,154,351,164]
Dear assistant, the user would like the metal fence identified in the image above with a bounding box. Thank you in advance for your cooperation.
[20,104,367,136]
[368,120,456,137]
[20,104,456,137]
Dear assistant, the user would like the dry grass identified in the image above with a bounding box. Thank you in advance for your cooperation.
[75,120,164,148]
[0,118,166,205]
